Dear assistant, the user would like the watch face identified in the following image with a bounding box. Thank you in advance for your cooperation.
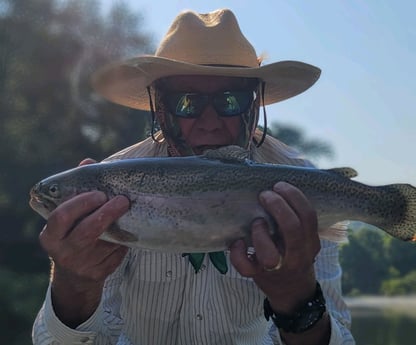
[266,282,327,334]
[296,308,325,333]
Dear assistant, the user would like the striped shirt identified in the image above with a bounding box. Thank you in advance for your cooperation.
[32,133,355,345]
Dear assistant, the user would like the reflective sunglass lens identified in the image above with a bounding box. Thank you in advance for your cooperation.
[167,93,202,118]
[213,92,241,116]
[176,94,197,117]
[214,91,253,116]
[167,90,254,118]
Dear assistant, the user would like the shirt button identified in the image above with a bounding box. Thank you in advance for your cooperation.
[166,270,173,278]
[80,337,90,343]
[200,264,206,271]
[196,314,203,320]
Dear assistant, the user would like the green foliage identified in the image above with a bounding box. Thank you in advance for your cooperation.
[0,0,154,343]
[381,271,416,296]
[383,234,416,276]
[340,225,390,294]
[340,225,416,296]
[264,122,334,161]
[0,268,49,345]
[0,0,154,238]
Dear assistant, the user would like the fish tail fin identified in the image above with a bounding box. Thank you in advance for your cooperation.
[318,221,350,243]
[381,184,416,243]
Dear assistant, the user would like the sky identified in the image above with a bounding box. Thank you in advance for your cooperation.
[100,0,416,186]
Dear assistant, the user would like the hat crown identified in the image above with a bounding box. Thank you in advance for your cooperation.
[155,9,259,68]
[92,9,321,111]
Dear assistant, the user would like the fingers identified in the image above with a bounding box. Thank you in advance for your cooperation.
[230,181,319,278]
[41,191,108,242]
[229,239,256,276]
[83,244,129,282]
[259,182,319,261]
[272,182,318,232]
[39,192,131,283]
[79,158,97,166]
[41,192,130,242]
[231,182,321,311]
[259,189,301,259]
[251,219,282,270]
[69,195,130,243]
[37,159,130,299]
[230,219,282,277]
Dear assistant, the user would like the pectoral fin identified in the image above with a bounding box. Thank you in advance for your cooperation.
[318,221,350,243]
[101,223,138,244]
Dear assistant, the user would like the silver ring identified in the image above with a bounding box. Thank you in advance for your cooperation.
[263,254,283,272]
[246,246,256,261]
[246,246,256,256]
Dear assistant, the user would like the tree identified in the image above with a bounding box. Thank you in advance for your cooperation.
[1,0,154,238]
[383,234,416,276]
[0,0,154,343]
[339,227,390,295]
[266,122,334,162]
[381,271,416,295]
[340,226,416,296]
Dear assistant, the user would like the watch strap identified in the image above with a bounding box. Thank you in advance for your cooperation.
[264,281,327,334]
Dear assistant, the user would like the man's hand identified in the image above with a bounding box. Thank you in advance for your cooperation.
[39,159,130,328]
[230,182,330,344]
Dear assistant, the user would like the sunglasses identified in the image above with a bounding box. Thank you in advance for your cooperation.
[162,90,257,118]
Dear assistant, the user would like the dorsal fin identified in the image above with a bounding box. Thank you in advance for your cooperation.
[202,145,250,163]
[327,167,358,179]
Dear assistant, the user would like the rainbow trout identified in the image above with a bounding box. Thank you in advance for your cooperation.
[29,146,416,252]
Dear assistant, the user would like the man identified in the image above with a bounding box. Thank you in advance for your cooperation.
[32,9,355,345]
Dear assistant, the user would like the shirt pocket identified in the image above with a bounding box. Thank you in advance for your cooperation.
[132,250,188,282]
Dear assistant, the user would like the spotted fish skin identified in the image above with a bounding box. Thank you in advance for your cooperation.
[29,146,416,252]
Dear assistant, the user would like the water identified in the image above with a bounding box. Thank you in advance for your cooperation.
[348,298,416,345]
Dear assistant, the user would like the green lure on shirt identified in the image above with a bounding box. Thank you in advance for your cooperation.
[183,252,228,274]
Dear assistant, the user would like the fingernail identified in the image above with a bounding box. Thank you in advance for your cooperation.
[115,195,130,209]
[95,191,108,203]
[252,218,266,228]
[272,181,285,191]
[259,190,272,203]
[273,181,292,192]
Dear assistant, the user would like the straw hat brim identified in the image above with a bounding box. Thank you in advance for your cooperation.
[92,56,321,111]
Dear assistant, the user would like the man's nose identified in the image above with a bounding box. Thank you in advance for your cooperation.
[196,104,223,130]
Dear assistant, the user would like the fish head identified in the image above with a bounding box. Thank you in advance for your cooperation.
[29,177,78,219]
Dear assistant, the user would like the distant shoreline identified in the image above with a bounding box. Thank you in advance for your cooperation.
[345,295,416,316]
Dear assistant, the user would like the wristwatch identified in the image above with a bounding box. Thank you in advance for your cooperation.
[263,281,327,334]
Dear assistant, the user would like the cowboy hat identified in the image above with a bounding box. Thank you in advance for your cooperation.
[92,8,321,111]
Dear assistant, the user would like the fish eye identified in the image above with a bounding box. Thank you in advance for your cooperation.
[48,184,60,198]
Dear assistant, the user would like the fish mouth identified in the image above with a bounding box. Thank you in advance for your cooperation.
[29,189,57,218]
